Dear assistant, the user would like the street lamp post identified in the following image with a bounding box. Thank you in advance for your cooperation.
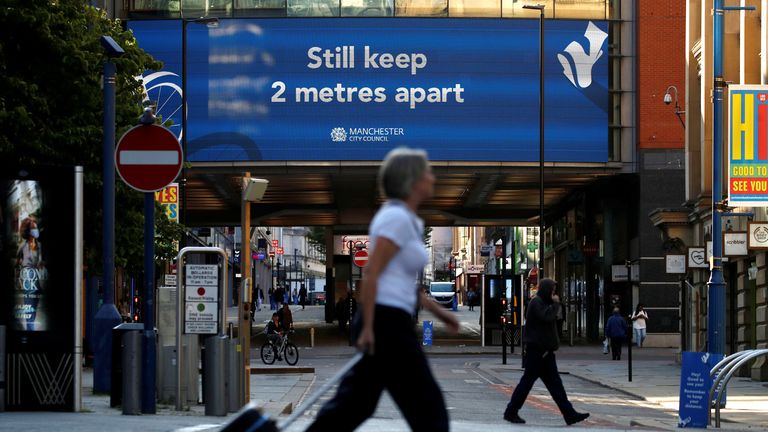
[709,1,755,356]
[524,3,546,279]
[179,16,218,246]
[93,35,125,394]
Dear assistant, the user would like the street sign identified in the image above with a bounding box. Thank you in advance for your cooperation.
[276,247,284,255]
[115,124,183,193]
[271,239,279,247]
[353,250,369,267]
[184,302,218,334]
[466,264,484,274]
[164,274,177,286]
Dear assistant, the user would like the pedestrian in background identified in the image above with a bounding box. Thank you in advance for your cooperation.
[605,306,627,360]
[503,278,590,426]
[308,147,459,432]
[467,287,476,311]
[268,285,276,310]
[631,304,649,347]
[299,284,308,310]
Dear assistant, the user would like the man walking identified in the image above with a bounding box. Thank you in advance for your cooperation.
[504,278,590,426]
[605,306,627,360]
[299,284,308,310]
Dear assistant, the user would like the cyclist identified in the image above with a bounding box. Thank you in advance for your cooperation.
[277,302,293,333]
[265,313,283,348]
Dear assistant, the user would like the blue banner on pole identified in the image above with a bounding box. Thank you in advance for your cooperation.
[678,352,724,428]
[423,321,433,346]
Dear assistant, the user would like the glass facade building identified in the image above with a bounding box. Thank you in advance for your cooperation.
[126,0,612,20]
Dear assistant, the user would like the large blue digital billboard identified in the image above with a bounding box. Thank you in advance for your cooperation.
[129,18,609,162]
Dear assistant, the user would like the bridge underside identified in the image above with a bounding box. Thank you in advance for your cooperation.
[185,161,623,229]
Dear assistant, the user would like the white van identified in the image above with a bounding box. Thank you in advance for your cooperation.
[429,282,455,307]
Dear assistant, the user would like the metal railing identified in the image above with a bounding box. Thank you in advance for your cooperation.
[708,349,768,428]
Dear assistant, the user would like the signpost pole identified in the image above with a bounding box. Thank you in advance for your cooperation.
[240,173,252,406]
[142,193,157,413]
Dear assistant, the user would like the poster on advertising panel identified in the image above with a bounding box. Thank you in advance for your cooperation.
[1,166,81,411]
[154,182,179,222]
[728,85,768,206]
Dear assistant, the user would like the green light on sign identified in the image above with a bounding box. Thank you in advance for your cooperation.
[197,303,205,312]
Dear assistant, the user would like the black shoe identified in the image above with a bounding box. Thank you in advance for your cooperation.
[504,411,526,424]
[565,412,590,426]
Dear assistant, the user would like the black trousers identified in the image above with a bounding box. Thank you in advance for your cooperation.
[307,306,449,432]
[610,337,624,360]
[506,344,577,419]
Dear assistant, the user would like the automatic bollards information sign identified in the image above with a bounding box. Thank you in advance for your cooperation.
[184,264,219,334]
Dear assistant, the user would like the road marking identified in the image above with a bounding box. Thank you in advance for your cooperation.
[464,379,483,384]
[119,150,178,165]
[471,369,496,385]
[175,425,221,432]
[451,369,468,374]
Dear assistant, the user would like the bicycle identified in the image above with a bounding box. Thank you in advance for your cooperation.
[261,330,299,366]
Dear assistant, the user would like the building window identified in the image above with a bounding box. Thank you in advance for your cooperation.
[287,0,339,16]
[502,0,554,19]
[553,0,606,20]
[235,0,287,16]
[395,0,447,17]
[448,0,500,17]
[342,0,394,16]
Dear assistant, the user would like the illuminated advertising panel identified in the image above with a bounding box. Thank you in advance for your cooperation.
[130,18,609,162]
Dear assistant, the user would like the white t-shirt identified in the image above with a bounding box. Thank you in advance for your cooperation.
[369,201,428,314]
[632,310,648,329]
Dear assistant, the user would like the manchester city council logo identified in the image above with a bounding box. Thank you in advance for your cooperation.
[330,127,347,142]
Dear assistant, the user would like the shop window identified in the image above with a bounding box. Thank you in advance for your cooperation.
[448,0,500,17]
[502,0,554,19]
[287,0,340,16]
[341,0,394,16]
[395,0,447,16]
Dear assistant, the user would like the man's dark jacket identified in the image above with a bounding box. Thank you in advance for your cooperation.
[524,279,560,352]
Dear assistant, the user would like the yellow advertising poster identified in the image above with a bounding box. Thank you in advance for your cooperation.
[154,183,179,222]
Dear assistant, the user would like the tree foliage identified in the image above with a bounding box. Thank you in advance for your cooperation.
[0,0,167,274]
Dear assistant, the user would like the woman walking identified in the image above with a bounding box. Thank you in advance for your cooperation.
[631,304,649,347]
[307,148,459,432]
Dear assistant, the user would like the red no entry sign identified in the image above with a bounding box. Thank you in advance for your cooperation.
[115,124,183,192]
[354,250,369,267]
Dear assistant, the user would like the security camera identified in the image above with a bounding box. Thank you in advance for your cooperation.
[663,93,672,105]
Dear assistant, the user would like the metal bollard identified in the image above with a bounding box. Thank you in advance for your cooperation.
[310,327,315,348]
[226,336,240,413]
[0,325,5,412]
[501,325,507,365]
[204,335,227,416]
[122,330,142,415]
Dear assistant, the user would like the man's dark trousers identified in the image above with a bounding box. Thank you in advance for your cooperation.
[506,344,577,418]
[610,338,624,360]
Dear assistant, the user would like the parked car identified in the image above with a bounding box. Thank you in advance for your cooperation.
[429,282,455,307]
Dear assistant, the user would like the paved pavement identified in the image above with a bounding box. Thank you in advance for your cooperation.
[3,305,767,431]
